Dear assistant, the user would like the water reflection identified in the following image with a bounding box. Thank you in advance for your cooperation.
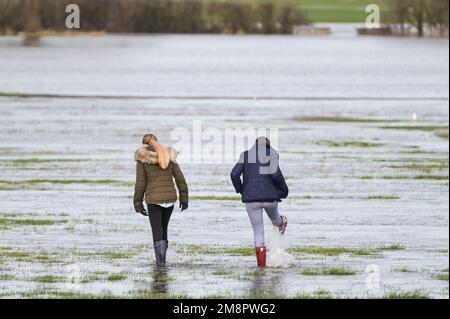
[248,268,284,298]
[151,266,170,294]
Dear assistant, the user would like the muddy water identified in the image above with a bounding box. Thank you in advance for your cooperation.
[0,35,448,298]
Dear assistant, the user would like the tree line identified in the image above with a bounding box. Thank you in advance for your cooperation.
[386,0,449,37]
[0,0,308,35]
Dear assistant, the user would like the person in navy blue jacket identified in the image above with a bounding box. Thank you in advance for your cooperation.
[231,137,289,267]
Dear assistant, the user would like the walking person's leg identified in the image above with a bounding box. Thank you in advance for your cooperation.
[148,204,167,267]
[263,201,288,235]
[246,202,266,267]
[161,206,174,242]
[158,206,174,266]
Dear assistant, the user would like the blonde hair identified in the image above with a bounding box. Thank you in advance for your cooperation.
[142,134,158,145]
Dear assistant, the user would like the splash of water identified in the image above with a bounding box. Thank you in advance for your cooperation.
[267,226,296,268]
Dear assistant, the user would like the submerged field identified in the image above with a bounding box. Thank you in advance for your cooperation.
[0,97,448,299]
[0,34,448,299]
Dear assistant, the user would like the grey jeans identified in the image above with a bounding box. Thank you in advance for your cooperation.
[245,201,282,247]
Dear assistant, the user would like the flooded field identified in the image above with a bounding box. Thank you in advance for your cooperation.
[0,35,448,299]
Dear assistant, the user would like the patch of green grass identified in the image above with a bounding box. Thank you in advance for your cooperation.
[301,267,356,276]
[393,268,415,273]
[34,252,64,265]
[3,158,84,165]
[287,246,379,257]
[365,195,400,200]
[379,125,449,132]
[79,273,105,283]
[0,251,31,259]
[0,179,132,186]
[293,116,398,123]
[0,92,35,98]
[317,140,383,148]
[191,196,240,201]
[33,275,65,283]
[97,251,134,259]
[0,274,15,281]
[385,163,449,172]
[399,150,436,155]
[435,130,449,139]
[381,175,449,181]
[76,250,135,260]
[212,269,234,276]
[152,272,175,282]
[20,288,121,299]
[381,291,430,299]
[436,274,449,281]
[132,289,188,299]
[107,274,128,282]
[375,157,448,164]
[377,244,405,251]
[175,245,254,256]
[0,218,68,229]
[294,289,332,299]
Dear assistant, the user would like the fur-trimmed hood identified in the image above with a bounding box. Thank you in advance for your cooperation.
[134,146,179,165]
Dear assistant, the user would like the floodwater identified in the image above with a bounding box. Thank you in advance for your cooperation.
[0,34,448,299]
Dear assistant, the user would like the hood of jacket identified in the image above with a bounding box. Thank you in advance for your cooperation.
[134,146,179,165]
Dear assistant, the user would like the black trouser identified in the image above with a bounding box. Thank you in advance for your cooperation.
[147,204,174,243]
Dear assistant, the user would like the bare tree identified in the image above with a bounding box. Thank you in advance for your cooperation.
[407,0,430,37]
[426,0,449,36]
[23,0,41,33]
[0,0,23,34]
[259,2,275,34]
[387,0,410,36]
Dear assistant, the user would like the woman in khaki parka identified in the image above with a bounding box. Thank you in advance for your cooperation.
[134,134,189,267]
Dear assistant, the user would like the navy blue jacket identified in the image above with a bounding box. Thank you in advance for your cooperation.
[230,143,289,203]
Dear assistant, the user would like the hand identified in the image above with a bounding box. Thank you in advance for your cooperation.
[180,202,188,212]
[136,207,148,216]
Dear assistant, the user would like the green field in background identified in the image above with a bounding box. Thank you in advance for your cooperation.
[220,0,383,23]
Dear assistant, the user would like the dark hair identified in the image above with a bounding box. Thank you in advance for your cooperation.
[256,137,270,146]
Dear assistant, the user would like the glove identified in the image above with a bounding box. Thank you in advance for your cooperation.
[135,205,148,216]
[180,202,188,212]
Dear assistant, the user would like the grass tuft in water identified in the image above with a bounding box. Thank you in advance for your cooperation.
[0,218,68,229]
[3,158,85,165]
[0,274,15,281]
[191,196,240,201]
[0,179,133,187]
[436,274,449,281]
[317,140,383,148]
[385,163,449,172]
[381,175,449,181]
[287,246,379,257]
[293,116,398,123]
[379,125,449,132]
[365,195,400,200]
[376,244,405,251]
[301,268,356,276]
[33,275,65,283]
[435,130,449,139]
[107,274,128,282]
[175,245,254,256]
[294,289,332,299]
[393,268,415,273]
[381,291,429,299]
[0,251,31,259]
[212,269,234,276]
